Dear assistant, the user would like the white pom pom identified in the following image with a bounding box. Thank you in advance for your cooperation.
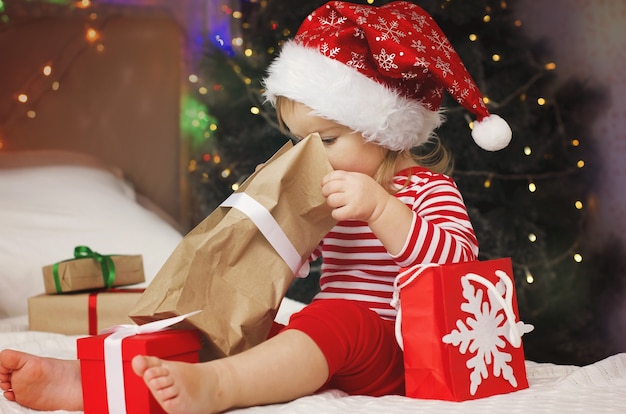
[471,114,512,151]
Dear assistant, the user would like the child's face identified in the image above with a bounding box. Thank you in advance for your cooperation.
[280,101,385,176]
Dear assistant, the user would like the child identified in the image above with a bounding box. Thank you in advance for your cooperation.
[0,1,511,413]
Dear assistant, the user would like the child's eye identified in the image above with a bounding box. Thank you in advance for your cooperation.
[321,137,337,145]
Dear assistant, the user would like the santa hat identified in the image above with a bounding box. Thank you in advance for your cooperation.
[263,1,511,151]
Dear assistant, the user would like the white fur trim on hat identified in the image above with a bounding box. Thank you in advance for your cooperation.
[263,41,442,151]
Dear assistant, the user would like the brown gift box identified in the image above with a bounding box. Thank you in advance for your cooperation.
[28,289,143,335]
[130,135,337,359]
[42,253,145,294]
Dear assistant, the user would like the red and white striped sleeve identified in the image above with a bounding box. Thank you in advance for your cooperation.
[391,170,479,267]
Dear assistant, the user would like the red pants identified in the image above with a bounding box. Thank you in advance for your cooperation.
[272,299,405,397]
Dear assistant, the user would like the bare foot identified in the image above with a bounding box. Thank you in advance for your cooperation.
[0,349,83,411]
[132,355,229,414]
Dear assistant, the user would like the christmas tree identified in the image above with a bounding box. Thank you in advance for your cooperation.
[186,0,619,365]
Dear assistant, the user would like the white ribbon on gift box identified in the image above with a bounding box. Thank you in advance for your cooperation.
[221,192,310,278]
[391,265,526,350]
[101,310,201,414]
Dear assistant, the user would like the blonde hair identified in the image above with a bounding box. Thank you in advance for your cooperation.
[274,96,453,193]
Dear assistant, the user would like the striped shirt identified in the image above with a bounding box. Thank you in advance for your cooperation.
[310,167,479,321]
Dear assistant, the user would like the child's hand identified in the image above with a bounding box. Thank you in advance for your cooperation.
[321,170,390,222]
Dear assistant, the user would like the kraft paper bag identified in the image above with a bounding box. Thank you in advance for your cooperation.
[129,135,336,359]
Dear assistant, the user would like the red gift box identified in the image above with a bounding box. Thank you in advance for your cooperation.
[394,258,534,401]
[77,329,201,414]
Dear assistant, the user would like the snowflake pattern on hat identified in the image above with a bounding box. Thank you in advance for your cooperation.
[295,1,488,116]
[264,1,511,151]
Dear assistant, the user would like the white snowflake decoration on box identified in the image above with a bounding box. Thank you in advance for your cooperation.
[442,269,534,395]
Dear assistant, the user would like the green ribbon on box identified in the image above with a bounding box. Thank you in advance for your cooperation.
[52,246,116,293]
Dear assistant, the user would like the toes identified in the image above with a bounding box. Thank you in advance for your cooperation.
[132,355,162,376]
[141,363,180,402]
[2,390,16,401]
[143,366,171,386]
[0,381,11,392]
[0,350,24,370]
[0,372,11,383]
[148,377,179,401]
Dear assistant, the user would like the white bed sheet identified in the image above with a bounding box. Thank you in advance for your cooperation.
[1,299,625,414]
[0,154,184,319]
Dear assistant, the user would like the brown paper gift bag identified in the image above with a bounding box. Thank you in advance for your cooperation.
[129,135,336,359]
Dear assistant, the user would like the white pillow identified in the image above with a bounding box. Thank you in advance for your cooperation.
[0,164,183,318]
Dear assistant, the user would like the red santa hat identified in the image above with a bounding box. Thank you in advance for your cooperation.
[263,1,511,151]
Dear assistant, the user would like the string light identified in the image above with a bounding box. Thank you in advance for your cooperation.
[483,174,492,188]
[42,65,52,76]
[528,181,536,192]
[188,160,197,173]
[85,27,99,42]
[577,160,585,168]
[524,267,534,284]
[537,97,546,106]
[17,94,28,103]
[575,200,583,210]
[523,146,532,156]
[573,253,583,263]
[528,233,537,242]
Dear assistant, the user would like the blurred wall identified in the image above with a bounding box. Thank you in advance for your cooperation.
[514,0,626,246]
[0,10,184,226]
